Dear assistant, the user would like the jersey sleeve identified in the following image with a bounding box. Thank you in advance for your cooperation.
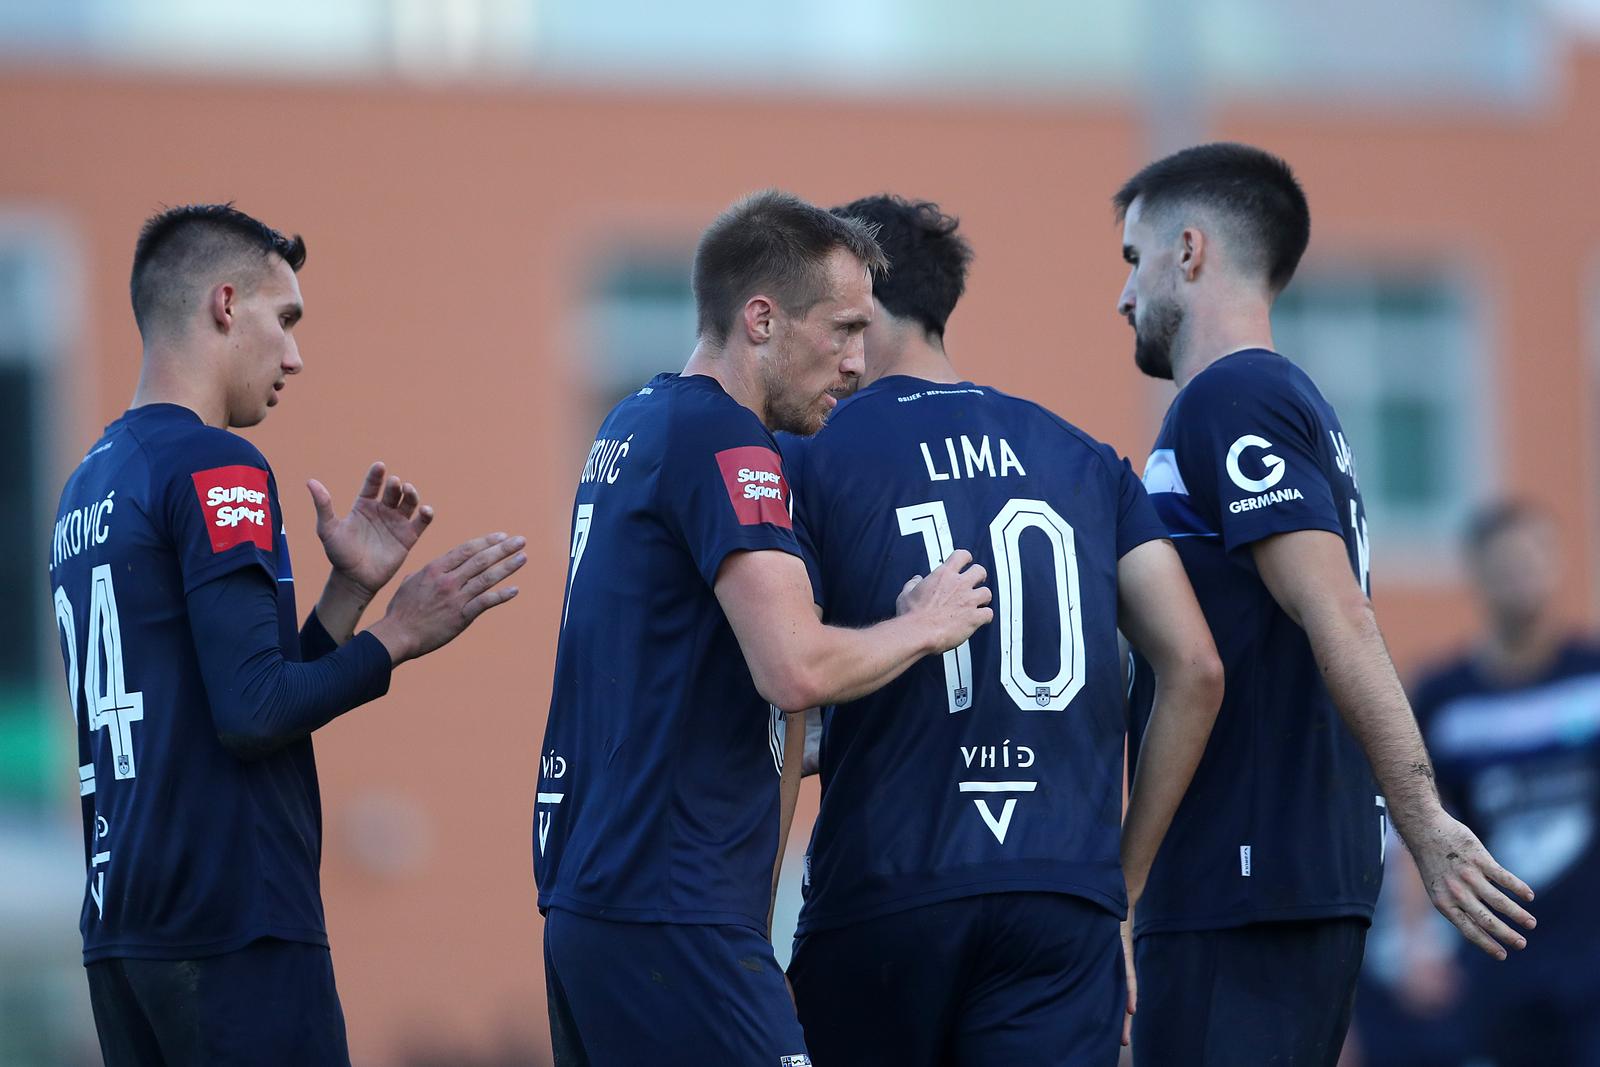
[778,433,826,608]
[1108,448,1170,558]
[659,406,805,587]
[1172,365,1343,553]
[160,428,281,593]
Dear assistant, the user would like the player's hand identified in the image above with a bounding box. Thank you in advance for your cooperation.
[309,461,434,599]
[1121,911,1137,1047]
[1406,809,1535,959]
[895,549,992,652]
[367,532,526,665]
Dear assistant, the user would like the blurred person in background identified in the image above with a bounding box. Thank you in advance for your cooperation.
[533,190,993,1066]
[1403,502,1600,1066]
[778,194,1223,1066]
[50,204,527,1067]
[1112,143,1535,1067]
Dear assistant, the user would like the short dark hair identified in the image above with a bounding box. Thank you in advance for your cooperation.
[833,194,971,339]
[693,190,887,346]
[1113,142,1310,294]
[130,203,306,339]
[1464,501,1549,557]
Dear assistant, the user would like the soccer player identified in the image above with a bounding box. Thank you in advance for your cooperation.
[535,190,995,1066]
[1407,503,1600,1066]
[778,195,1225,1066]
[1111,143,1536,1065]
[50,204,526,1067]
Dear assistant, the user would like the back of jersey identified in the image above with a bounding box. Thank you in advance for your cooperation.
[784,376,1166,936]
[50,404,323,963]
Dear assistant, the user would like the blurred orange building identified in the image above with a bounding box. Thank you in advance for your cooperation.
[4,35,1600,1063]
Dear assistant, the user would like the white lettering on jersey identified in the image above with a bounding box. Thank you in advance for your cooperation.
[205,484,267,506]
[579,434,633,486]
[739,467,784,502]
[1227,487,1306,513]
[51,490,117,572]
[919,435,1026,481]
[536,749,569,856]
[1225,434,1285,493]
[213,504,267,528]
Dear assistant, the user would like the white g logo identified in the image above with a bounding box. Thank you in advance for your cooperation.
[1226,434,1285,492]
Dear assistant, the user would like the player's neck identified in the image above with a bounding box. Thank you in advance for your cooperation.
[1171,298,1275,391]
[866,334,959,387]
[1479,612,1565,682]
[682,339,767,423]
[130,347,228,428]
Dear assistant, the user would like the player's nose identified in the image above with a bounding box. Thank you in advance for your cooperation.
[841,336,865,380]
[282,344,304,375]
[1117,284,1135,320]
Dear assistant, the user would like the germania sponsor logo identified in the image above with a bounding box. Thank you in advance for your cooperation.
[714,446,792,528]
[1225,434,1285,493]
[1228,487,1305,514]
[191,465,274,553]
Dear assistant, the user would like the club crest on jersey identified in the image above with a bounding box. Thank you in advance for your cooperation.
[714,446,792,528]
[191,465,273,553]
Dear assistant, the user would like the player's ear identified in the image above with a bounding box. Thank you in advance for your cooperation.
[210,284,235,333]
[742,295,775,346]
[1179,227,1205,282]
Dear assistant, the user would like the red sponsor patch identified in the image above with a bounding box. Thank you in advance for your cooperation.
[714,446,792,528]
[191,465,273,553]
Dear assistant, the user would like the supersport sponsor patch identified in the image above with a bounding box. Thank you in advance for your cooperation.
[191,465,273,553]
[714,446,792,528]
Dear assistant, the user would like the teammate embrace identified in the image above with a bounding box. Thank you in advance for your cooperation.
[539,146,1536,1067]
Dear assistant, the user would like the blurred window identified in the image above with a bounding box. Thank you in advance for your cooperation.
[1273,271,1489,569]
[0,232,65,808]
[579,249,696,414]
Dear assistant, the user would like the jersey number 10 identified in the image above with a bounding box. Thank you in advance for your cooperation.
[897,498,1085,715]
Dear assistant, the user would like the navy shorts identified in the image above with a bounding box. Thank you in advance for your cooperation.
[1132,918,1367,1067]
[788,891,1126,1067]
[85,936,349,1067]
[543,908,810,1067]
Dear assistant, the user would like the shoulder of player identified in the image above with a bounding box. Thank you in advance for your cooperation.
[1180,350,1311,409]
[657,375,781,458]
[978,385,1131,475]
[140,423,275,499]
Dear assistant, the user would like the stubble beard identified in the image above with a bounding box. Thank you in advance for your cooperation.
[1133,298,1183,382]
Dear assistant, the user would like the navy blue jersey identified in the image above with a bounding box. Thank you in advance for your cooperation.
[781,376,1167,936]
[1128,349,1383,935]
[535,373,805,930]
[49,404,323,962]
[1415,640,1600,997]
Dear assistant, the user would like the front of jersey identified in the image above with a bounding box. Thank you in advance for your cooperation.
[49,404,324,963]
[1416,641,1600,998]
[783,376,1167,937]
[1129,349,1383,935]
[535,373,805,931]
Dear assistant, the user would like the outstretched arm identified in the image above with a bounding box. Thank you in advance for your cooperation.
[1252,528,1536,958]
[714,548,992,712]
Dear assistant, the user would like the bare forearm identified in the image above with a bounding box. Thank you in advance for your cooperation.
[1123,667,1221,900]
[1303,596,1440,833]
[770,709,808,933]
[313,570,374,647]
[766,615,934,711]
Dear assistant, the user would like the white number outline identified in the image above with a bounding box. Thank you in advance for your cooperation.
[56,565,145,785]
[897,502,975,713]
[563,503,595,627]
[895,497,1085,714]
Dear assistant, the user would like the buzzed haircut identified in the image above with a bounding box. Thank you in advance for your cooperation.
[1113,142,1310,294]
[130,203,306,339]
[1464,500,1550,557]
[693,190,887,346]
[833,194,972,340]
